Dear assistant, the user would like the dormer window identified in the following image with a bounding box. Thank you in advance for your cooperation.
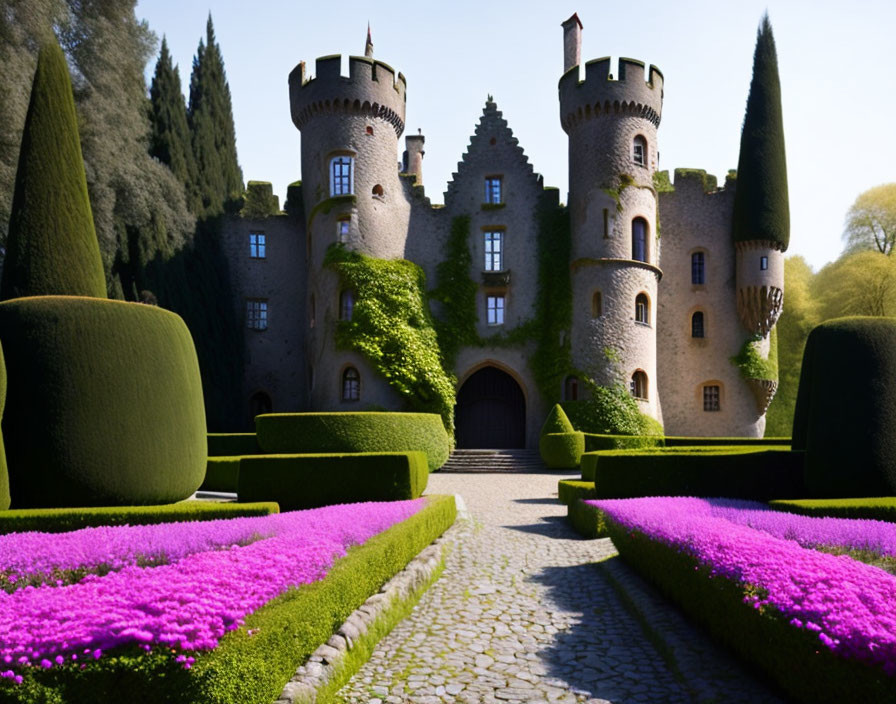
[485,177,503,204]
[330,156,353,196]
[633,135,647,166]
[484,231,503,271]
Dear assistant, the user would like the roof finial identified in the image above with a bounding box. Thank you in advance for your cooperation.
[365,23,374,58]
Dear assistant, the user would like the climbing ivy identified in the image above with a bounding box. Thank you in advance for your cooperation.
[601,173,635,212]
[731,327,779,382]
[324,244,456,434]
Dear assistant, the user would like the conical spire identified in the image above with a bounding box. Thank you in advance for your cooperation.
[365,23,374,58]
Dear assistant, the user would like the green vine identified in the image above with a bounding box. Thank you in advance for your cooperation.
[601,173,635,212]
[324,244,456,435]
[731,327,779,382]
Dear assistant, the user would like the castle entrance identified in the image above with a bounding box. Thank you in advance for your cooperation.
[455,366,525,449]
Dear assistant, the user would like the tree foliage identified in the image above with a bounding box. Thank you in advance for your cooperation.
[732,14,789,250]
[842,183,896,256]
[1,39,106,300]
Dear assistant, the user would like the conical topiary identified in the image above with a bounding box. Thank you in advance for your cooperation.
[732,14,789,251]
[1,40,106,300]
[541,403,575,435]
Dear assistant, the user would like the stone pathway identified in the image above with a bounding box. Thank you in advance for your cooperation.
[335,471,785,703]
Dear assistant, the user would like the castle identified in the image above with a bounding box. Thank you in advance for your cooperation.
[221,14,784,447]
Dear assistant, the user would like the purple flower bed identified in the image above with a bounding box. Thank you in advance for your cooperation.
[588,496,896,675]
[0,499,423,673]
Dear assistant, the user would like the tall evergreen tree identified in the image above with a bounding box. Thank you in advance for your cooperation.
[188,15,243,218]
[1,39,106,300]
[149,36,199,213]
[732,14,790,250]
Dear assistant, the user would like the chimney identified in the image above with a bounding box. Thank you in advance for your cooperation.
[403,130,425,185]
[562,13,583,74]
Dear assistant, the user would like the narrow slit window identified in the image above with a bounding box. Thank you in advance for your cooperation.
[632,218,648,262]
[691,311,705,338]
[592,291,602,318]
[691,252,705,284]
[635,293,649,325]
[760,256,769,271]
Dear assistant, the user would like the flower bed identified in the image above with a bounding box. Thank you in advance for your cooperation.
[0,496,456,703]
[590,497,896,703]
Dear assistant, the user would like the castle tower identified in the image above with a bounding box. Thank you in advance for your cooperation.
[288,35,410,410]
[558,15,664,421]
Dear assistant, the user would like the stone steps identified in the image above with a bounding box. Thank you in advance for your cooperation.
[438,449,547,473]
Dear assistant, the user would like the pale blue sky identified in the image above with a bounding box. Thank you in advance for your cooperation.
[135,0,896,270]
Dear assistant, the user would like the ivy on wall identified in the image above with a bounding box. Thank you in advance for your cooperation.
[324,244,456,435]
[731,327,779,382]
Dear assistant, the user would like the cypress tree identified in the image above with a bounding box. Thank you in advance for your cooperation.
[732,14,790,250]
[1,39,106,300]
[188,15,243,218]
[149,37,199,213]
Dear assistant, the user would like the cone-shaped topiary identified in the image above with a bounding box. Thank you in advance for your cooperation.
[541,403,575,435]
[792,317,896,498]
[1,40,106,300]
[732,14,789,250]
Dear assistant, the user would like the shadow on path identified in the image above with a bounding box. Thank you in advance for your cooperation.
[513,497,563,505]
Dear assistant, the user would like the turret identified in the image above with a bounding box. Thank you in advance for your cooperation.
[402,130,425,185]
[562,13,582,73]
[559,15,664,423]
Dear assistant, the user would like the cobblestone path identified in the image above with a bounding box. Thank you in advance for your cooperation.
[335,471,785,704]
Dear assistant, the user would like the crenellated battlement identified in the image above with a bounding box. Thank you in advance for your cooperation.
[289,55,407,137]
[559,57,663,133]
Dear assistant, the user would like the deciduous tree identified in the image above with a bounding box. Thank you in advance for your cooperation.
[842,183,896,256]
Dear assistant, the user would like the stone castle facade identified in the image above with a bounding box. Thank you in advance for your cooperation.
[222,14,784,446]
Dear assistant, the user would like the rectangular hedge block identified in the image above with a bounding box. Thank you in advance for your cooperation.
[200,456,241,493]
[238,452,429,510]
[583,434,664,452]
[769,497,896,523]
[208,433,260,457]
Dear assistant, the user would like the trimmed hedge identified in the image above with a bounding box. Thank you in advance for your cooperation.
[238,452,429,511]
[0,296,207,508]
[200,457,241,493]
[255,412,449,472]
[582,447,804,500]
[557,479,595,506]
[558,480,606,538]
[540,404,574,434]
[769,497,896,524]
[539,432,584,469]
[663,436,790,447]
[792,317,896,498]
[0,342,8,510]
[208,433,259,457]
[605,517,892,704]
[583,433,664,452]
[0,500,279,535]
[0,495,456,704]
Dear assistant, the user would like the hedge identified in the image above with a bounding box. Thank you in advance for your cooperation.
[208,433,259,457]
[539,432,584,469]
[0,342,8,510]
[663,436,790,447]
[582,447,804,500]
[558,480,606,539]
[238,452,429,511]
[0,500,279,535]
[540,404,574,434]
[583,433,664,452]
[200,457,241,493]
[558,479,595,506]
[0,297,207,508]
[0,495,456,704]
[604,517,892,704]
[255,412,449,472]
[792,317,896,498]
[769,497,896,524]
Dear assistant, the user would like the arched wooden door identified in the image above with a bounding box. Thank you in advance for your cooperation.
[455,367,525,448]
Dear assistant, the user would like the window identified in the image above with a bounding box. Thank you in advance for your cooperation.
[760,256,769,271]
[337,219,350,243]
[592,291,602,318]
[564,376,579,401]
[330,156,353,196]
[635,293,649,325]
[339,290,354,321]
[342,367,360,401]
[485,177,502,204]
[365,125,374,136]
[691,311,705,338]
[633,135,647,166]
[310,295,316,328]
[691,251,705,284]
[372,184,384,197]
[630,371,648,400]
[247,300,268,331]
[487,295,505,325]
[632,218,648,262]
[484,231,503,271]
[602,208,609,238]
[249,232,266,259]
[703,384,720,412]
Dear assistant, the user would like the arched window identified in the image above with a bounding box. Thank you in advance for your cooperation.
[372,184,384,197]
[591,291,602,318]
[630,371,648,400]
[342,367,360,401]
[564,375,579,401]
[365,125,374,136]
[635,293,649,325]
[339,290,354,320]
[691,311,705,338]
[632,218,648,262]
[329,156,353,196]
[632,135,647,166]
[691,251,706,284]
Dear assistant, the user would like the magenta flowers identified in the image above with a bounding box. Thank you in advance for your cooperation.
[0,499,423,671]
[588,496,896,675]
